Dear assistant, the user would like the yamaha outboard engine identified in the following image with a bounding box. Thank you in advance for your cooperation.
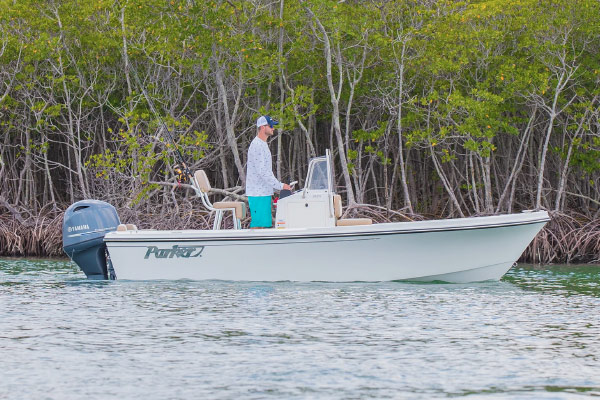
[63,200,120,280]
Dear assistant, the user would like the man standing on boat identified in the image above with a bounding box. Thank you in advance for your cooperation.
[246,115,292,228]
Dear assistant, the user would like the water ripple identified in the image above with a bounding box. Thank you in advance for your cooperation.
[1,259,599,399]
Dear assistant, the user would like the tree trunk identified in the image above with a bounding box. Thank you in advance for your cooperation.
[214,62,246,185]
[395,52,413,213]
[305,6,356,205]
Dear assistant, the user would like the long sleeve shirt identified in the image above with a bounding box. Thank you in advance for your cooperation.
[245,136,283,196]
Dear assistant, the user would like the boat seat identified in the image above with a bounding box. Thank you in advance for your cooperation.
[213,201,246,219]
[194,170,211,193]
[194,169,245,230]
[333,194,343,219]
[117,224,138,232]
[333,194,372,226]
[336,218,373,226]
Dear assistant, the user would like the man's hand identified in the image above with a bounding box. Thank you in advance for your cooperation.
[282,183,292,191]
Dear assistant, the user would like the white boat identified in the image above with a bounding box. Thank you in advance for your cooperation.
[63,150,549,282]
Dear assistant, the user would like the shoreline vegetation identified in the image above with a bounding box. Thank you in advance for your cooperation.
[1,0,599,262]
[0,204,598,264]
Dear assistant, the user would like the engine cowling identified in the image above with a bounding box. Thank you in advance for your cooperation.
[63,200,120,279]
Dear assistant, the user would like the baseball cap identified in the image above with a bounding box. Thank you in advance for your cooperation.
[256,115,279,128]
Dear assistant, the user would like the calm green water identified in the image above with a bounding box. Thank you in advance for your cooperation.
[1,258,599,399]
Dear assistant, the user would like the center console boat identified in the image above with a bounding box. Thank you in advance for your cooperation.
[63,150,549,282]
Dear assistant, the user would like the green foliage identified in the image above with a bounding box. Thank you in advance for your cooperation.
[570,137,600,175]
[87,120,210,183]
[260,85,317,132]
[0,0,599,213]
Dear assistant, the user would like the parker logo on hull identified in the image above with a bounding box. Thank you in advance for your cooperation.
[144,245,204,259]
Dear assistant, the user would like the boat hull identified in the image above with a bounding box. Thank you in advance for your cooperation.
[104,212,549,282]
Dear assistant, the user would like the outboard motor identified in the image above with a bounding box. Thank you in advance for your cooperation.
[63,200,120,280]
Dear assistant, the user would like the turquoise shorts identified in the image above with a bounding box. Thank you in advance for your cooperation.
[248,196,273,228]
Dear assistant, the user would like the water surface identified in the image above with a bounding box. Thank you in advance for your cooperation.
[1,259,599,399]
